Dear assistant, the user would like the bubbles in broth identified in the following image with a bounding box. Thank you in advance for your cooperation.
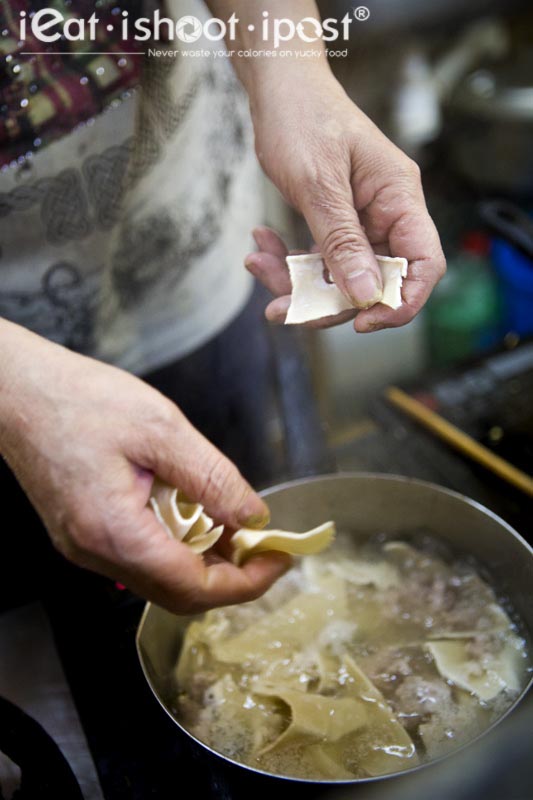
[174,534,531,780]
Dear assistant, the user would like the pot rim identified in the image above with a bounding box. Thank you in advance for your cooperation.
[136,471,533,785]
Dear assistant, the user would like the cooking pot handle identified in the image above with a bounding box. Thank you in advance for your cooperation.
[479,200,533,261]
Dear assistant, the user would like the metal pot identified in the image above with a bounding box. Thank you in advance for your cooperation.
[136,473,533,792]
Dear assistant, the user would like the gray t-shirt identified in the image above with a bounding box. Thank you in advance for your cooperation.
[0,2,261,374]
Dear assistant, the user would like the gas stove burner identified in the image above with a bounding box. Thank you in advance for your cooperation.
[0,696,83,800]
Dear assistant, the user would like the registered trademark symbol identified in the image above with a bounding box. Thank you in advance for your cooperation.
[354,6,370,21]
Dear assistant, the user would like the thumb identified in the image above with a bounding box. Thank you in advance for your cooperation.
[137,408,270,530]
[301,177,383,309]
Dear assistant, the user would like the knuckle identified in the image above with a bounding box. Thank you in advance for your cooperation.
[133,400,181,463]
[51,531,83,563]
[300,144,349,195]
[404,157,421,182]
[435,254,447,281]
[153,399,181,432]
[198,453,240,509]
[321,226,368,266]
[55,504,113,564]
[387,153,421,186]
[52,518,91,564]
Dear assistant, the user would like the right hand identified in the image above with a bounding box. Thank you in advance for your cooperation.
[0,321,289,613]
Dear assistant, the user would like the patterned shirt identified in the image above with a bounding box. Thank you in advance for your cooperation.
[0,0,259,373]
[0,0,145,167]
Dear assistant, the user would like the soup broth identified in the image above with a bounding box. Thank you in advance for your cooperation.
[174,534,530,780]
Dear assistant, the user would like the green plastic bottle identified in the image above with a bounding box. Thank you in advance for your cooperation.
[425,232,502,367]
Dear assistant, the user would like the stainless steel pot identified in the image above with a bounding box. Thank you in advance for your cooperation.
[136,473,533,790]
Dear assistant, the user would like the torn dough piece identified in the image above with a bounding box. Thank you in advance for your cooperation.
[285,253,408,324]
[254,686,365,753]
[212,576,347,664]
[149,479,224,555]
[327,559,400,590]
[231,521,335,566]
[427,637,524,701]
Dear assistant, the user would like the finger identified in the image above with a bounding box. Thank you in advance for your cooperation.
[108,508,291,613]
[133,410,270,530]
[201,552,293,608]
[265,296,357,329]
[355,205,446,332]
[265,295,291,322]
[355,182,446,333]
[300,173,383,309]
[252,226,289,259]
[245,252,292,296]
[354,275,431,333]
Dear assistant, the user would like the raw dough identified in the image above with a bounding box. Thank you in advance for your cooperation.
[231,521,335,566]
[149,481,335,562]
[149,479,224,555]
[285,253,408,325]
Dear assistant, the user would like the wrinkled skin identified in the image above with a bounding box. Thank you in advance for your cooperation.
[246,70,446,331]
[0,321,290,614]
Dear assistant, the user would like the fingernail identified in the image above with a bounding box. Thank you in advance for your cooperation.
[238,501,271,529]
[347,270,383,309]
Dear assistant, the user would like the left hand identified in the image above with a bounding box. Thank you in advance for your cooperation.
[246,67,446,333]
[246,227,360,329]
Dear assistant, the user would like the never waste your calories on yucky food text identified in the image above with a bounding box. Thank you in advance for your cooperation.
[18,7,371,51]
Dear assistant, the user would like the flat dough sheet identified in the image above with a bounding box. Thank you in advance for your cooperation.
[285,253,408,325]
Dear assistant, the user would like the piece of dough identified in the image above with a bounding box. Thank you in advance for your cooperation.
[427,637,524,701]
[149,479,224,555]
[327,559,400,589]
[285,253,408,324]
[254,687,366,753]
[231,521,335,566]
[255,655,416,773]
[212,576,347,664]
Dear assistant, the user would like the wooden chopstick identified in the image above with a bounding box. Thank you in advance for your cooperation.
[386,386,533,498]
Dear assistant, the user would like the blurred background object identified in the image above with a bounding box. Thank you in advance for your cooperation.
[321,0,526,35]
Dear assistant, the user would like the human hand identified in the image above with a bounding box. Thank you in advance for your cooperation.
[0,321,289,613]
[248,68,446,332]
[246,227,360,329]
